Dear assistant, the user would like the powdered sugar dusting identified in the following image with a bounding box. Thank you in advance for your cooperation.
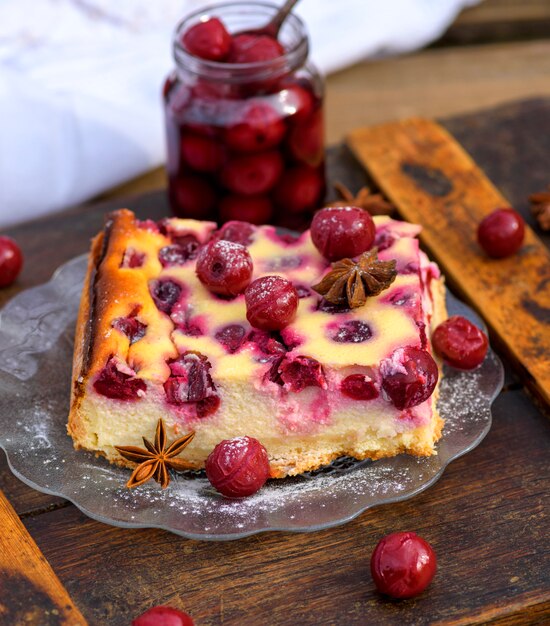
[207,239,251,271]
[222,435,249,466]
[2,352,500,539]
[0,255,504,540]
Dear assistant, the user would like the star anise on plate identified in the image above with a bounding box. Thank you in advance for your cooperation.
[115,418,195,489]
[313,249,397,309]
[326,182,394,216]
[529,185,550,231]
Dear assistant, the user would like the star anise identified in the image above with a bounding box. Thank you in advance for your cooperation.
[529,185,550,231]
[326,182,394,216]
[313,249,397,308]
[115,418,195,489]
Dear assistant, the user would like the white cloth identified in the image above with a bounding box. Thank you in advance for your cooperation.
[0,0,478,228]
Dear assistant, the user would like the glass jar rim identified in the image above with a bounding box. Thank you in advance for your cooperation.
[172,1,309,84]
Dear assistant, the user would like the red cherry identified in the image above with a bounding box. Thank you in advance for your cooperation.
[374,230,396,252]
[398,261,420,276]
[287,108,324,167]
[196,395,221,417]
[383,286,417,308]
[121,248,145,268]
[227,34,284,64]
[220,151,283,195]
[213,220,256,246]
[317,298,350,314]
[381,347,438,410]
[215,324,247,353]
[93,358,146,401]
[371,532,437,599]
[164,352,217,405]
[132,605,195,626]
[205,436,270,498]
[245,275,299,331]
[171,300,205,336]
[477,208,525,258]
[278,355,326,392]
[248,330,287,357]
[219,194,273,225]
[0,236,23,287]
[176,318,204,338]
[191,78,237,101]
[282,83,315,123]
[341,374,379,400]
[167,227,202,249]
[180,134,224,173]
[170,175,217,219]
[171,232,202,255]
[182,120,218,138]
[112,315,147,345]
[150,279,184,315]
[311,206,375,261]
[432,316,488,370]
[159,241,199,267]
[196,239,253,296]
[331,320,372,343]
[225,101,286,153]
[273,166,324,214]
[182,17,231,61]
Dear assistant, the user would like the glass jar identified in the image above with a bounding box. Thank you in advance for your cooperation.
[163,1,325,230]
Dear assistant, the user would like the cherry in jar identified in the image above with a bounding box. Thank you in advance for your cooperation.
[164,2,325,229]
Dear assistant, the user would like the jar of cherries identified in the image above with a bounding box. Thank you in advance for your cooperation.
[163,2,325,230]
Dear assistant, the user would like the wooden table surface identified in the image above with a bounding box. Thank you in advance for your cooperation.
[1,1,549,624]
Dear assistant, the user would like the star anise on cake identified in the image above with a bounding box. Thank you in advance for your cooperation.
[313,249,397,308]
[326,182,394,216]
[529,185,550,231]
[115,418,195,489]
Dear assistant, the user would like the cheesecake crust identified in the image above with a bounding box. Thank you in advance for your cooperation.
[68,210,447,479]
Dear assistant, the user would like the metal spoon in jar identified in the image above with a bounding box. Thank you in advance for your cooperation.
[241,0,301,38]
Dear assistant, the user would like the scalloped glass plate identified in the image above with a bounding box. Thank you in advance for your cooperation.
[0,255,503,540]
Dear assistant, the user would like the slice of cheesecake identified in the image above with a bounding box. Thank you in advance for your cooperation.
[68,209,446,478]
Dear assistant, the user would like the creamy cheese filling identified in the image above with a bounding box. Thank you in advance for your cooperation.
[71,213,446,476]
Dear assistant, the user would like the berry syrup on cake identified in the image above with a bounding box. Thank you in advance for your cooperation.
[68,209,446,478]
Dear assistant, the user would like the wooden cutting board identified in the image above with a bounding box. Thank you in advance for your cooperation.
[0,491,87,624]
[346,111,550,408]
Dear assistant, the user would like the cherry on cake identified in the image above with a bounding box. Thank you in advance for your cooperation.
[68,209,446,478]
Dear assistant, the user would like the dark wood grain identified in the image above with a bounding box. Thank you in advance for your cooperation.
[347,116,550,407]
[22,389,550,625]
[0,490,87,625]
[1,98,550,625]
[443,97,550,248]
